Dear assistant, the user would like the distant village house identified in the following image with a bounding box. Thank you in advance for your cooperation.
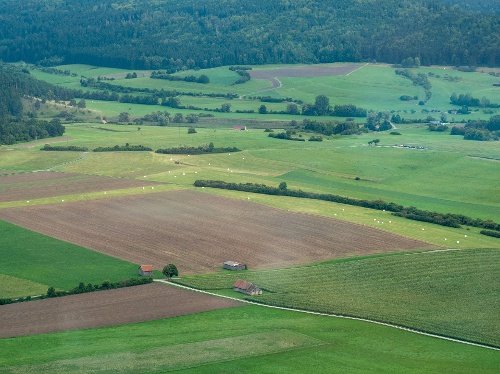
[138,265,154,276]
[223,261,246,271]
[232,125,247,131]
[233,279,262,296]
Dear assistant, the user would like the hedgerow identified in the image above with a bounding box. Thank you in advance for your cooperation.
[193,180,500,231]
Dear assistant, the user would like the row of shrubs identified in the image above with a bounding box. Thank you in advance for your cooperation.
[193,180,500,233]
[42,142,240,154]
[156,143,240,155]
[480,230,500,239]
[41,144,88,151]
[0,277,153,306]
[93,144,153,152]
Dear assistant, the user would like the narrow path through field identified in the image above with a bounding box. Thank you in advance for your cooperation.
[345,62,369,76]
[46,152,87,171]
[155,279,500,352]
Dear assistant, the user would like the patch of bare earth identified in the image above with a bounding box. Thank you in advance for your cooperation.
[0,171,161,203]
[249,64,362,91]
[0,283,244,338]
[0,190,435,275]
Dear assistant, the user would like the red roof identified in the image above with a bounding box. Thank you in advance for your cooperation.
[140,265,154,272]
[233,279,253,290]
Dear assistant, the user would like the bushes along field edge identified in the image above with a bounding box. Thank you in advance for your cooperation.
[0,277,153,306]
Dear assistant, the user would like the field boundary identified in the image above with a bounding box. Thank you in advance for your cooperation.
[156,279,500,351]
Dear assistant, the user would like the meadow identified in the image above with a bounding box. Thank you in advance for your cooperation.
[1,305,499,374]
[28,62,500,121]
[0,220,150,295]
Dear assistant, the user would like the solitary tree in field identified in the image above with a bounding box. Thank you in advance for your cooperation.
[118,112,130,122]
[314,95,330,116]
[162,264,179,280]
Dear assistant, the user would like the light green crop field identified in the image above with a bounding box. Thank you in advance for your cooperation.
[177,248,500,347]
[1,305,499,374]
[0,274,48,299]
[0,220,145,294]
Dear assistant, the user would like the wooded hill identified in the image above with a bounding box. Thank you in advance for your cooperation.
[0,0,498,70]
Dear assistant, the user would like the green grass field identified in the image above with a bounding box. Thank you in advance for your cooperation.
[176,248,500,347]
[28,63,500,121]
[1,305,499,374]
[0,220,147,295]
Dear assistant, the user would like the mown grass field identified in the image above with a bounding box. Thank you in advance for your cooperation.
[176,248,500,347]
[1,305,499,374]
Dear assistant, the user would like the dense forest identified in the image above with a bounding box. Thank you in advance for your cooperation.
[0,0,498,70]
[436,0,500,13]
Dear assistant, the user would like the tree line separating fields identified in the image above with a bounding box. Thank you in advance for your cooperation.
[193,180,500,233]
[40,142,238,154]
[0,277,153,306]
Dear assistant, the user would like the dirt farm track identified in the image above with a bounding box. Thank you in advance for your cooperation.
[0,283,244,338]
[0,190,434,275]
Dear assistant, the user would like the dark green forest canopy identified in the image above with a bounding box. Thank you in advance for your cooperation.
[436,0,500,13]
[0,0,498,69]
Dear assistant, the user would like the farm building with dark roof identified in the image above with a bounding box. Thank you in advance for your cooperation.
[223,261,246,271]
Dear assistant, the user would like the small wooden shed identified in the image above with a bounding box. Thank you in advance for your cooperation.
[138,265,154,276]
[233,279,262,296]
[223,261,246,271]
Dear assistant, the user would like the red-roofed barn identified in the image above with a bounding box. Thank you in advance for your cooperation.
[233,279,262,296]
[138,265,154,276]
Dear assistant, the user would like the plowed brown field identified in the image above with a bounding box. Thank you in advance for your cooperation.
[0,190,434,274]
[0,171,159,203]
[0,283,244,338]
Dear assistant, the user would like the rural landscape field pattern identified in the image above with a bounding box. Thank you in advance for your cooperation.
[0,61,499,373]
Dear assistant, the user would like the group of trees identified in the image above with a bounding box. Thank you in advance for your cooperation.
[93,144,153,152]
[302,119,360,136]
[365,112,393,132]
[0,118,65,145]
[0,0,497,70]
[150,71,210,84]
[450,115,500,141]
[156,143,240,155]
[450,93,498,108]
[395,69,432,103]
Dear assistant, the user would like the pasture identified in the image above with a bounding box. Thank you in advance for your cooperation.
[28,62,500,121]
[1,305,499,373]
[0,220,142,294]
